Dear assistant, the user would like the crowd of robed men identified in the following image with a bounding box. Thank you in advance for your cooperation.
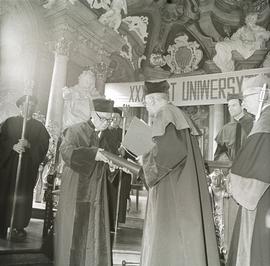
[0,74,269,266]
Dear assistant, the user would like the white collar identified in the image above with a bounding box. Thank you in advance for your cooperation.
[234,111,244,121]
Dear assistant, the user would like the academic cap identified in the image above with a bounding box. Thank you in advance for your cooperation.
[92,98,114,113]
[144,80,170,95]
[16,95,38,107]
[113,107,122,115]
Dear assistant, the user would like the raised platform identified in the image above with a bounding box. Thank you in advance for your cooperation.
[0,252,52,266]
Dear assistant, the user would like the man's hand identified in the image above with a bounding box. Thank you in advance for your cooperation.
[13,143,25,154]
[95,148,109,163]
[118,145,126,157]
[13,139,30,153]
[18,139,31,148]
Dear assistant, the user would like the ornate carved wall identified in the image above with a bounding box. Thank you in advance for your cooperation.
[1,0,269,133]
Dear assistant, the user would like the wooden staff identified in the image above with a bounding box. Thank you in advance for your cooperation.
[8,96,30,240]
[114,105,129,235]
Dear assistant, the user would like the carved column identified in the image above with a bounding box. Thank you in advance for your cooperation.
[208,104,224,160]
[46,37,71,137]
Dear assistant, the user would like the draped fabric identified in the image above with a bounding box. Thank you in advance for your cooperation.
[140,105,220,266]
[55,121,112,266]
[101,127,131,228]
[227,106,270,266]
[0,116,49,237]
[234,122,242,156]
[214,112,254,254]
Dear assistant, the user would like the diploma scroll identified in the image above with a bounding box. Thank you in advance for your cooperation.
[100,150,142,176]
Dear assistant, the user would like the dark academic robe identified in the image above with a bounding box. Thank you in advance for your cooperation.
[0,116,49,237]
[214,112,254,255]
[214,112,254,161]
[140,104,220,266]
[55,121,113,266]
[227,105,270,266]
[103,127,132,228]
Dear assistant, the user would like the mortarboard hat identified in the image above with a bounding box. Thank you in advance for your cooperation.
[92,98,114,113]
[113,107,122,115]
[16,95,38,108]
[144,80,170,95]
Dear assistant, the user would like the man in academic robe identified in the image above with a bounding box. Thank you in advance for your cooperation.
[227,74,270,266]
[0,95,50,241]
[55,98,115,266]
[214,94,254,161]
[214,93,254,255]
[139,80,220,266]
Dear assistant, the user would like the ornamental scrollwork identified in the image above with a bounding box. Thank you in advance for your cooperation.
[122,16,149,44]
[150,34,203,74]
[164,34,203,74]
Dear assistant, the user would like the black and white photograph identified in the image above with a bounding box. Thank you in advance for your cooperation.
[0,0,270,265]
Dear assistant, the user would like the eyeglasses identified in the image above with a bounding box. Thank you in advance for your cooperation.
[95,112,113,123]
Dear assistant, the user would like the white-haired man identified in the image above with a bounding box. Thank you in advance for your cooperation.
[140,80,220,266]
[227,74,270,266]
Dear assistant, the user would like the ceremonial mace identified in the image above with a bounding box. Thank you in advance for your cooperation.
[8,95,30,240]
[255,83,267,121]
[114,105,129,235]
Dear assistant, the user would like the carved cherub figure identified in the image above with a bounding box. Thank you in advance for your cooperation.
[213,13,270,72]
[62,70,101,128]
[98,0,127,32]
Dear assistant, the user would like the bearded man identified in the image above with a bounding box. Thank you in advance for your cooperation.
[139,80,220,266]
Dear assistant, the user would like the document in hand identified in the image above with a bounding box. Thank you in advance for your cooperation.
[122,117,155,156]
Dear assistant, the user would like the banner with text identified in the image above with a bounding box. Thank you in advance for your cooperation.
[105,67,270,107]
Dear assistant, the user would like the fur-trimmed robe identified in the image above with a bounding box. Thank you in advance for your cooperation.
[140,104,220,266]
[55,120,113,266]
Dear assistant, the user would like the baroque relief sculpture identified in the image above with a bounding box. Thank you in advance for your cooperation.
[122,16,149,44]
[164,34,203,74]
[87,0,110,10]
[160,0,199,23]
[98,0,127,32]
[62,70,101,129]
[213,13,270,72]
[43,0,77,9]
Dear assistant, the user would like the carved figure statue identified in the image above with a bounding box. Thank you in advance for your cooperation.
[62,70,101,129]
[43,0,76,9]
[213,13,270,72]
[87,0,111,10]
[98,0,127,32]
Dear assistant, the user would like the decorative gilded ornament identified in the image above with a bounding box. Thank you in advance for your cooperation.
[164,34,203,74]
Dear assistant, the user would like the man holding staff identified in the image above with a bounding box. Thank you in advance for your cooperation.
[0,95,50,241]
